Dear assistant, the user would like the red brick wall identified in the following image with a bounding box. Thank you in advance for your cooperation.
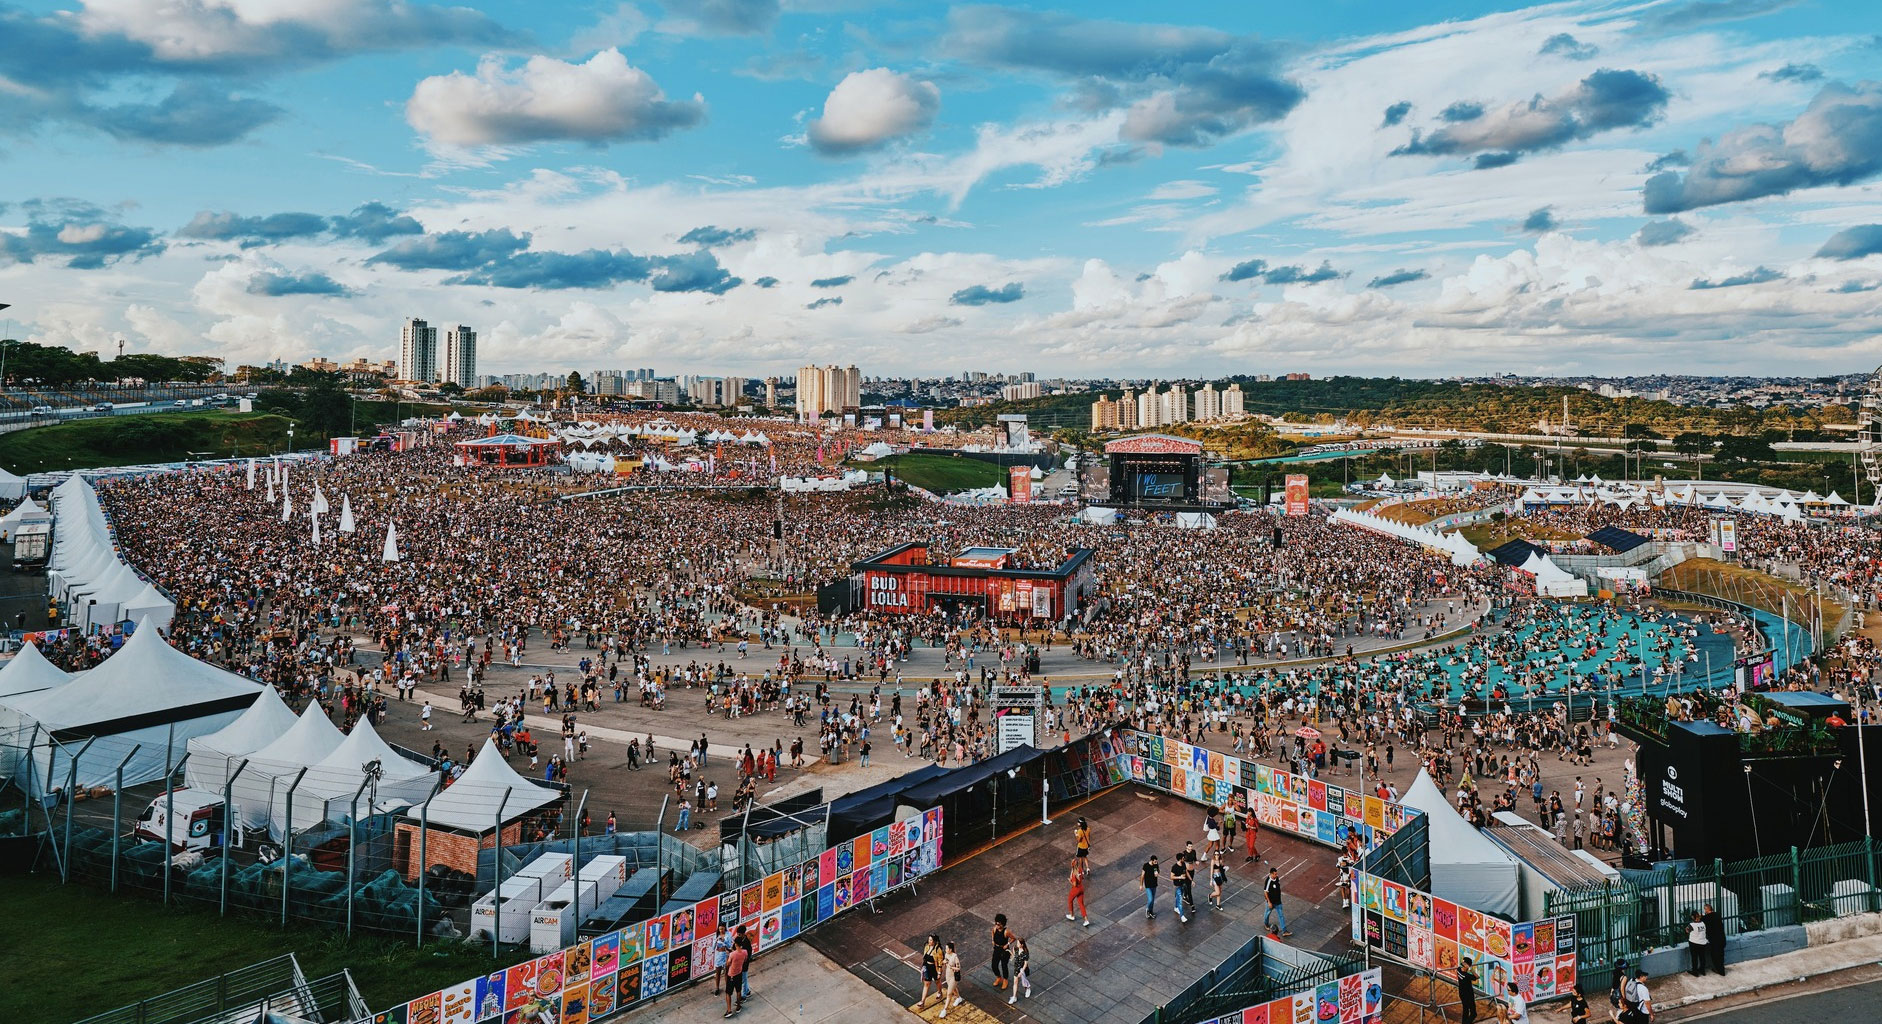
[397,821,523,880]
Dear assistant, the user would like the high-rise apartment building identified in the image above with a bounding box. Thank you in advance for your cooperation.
[796,364,861,418]
[764,377,779,408]
[1090,395,1118,430]
[1136,387,1160,429]
[1160,384,1189,425]
[399,318,438,382]
[1193,383,1220,422]
[443,325,476,388]
[1117,389,1137,429]
[1223,384,1245,418]
[1002,382,1042,402]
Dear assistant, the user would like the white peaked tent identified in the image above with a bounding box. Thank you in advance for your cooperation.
[275,718,438,836]
[0,643,74,701]
[382,522,401,562]
[122,582,176,633]
[0,466,26,502]
[1175,511,1218,529]
[184,685,298,791]
[411,739,559,833]
[338,495,355,534]
[0,621,262,799]
[311,486,329,515]
[0,497,50,540]
[246,458,257,489]
[310,513,321,548]
[226,705,346,831]
[281,493,293,522]
[266,475,276,503]
[1398,769,1521,919]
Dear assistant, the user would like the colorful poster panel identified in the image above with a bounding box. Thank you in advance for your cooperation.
[590,933,620,979]
[561,982,590,1024]
[475,972,506,1022]
[588,975,617,1019]
[639,953,669,1000]
[406,992,441,1024]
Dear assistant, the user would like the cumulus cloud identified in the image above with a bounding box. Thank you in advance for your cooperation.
[805,68,940,155]
[1832,280,1879,293]
[406,49,706,148]
[950,282,1025,305]
[1760,63,1823,84]
[1381,102,1412,128]
[806,296,842,309]
[0,2,514,146]
[943,6,1301,148]
[447,249,652,289]
[659,0,779,36]
[1637,219,1697,246]
[1367,269,1429,288]
[329,202,424,243]
[1690,266,1783,289]
[1643,81,1882,213]
[1520,207,1559,233]
[678,225,756,246]
[366,228,531,271]
[246,270,351,296]
[1474,151,1521,169]
[1816,225,1882,260]
[751,276,778,288]
[1393,69,1670,166]
[178,211,328,247]
[1220,259,1343,284]
[810,275,853,288]
[1538,33,1597,60]
[649,250,741,293]
[0,198,163,269]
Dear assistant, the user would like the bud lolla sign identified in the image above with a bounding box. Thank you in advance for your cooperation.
[1285,474,1309,516]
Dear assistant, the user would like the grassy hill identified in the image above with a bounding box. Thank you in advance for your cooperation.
[0,412,299,473]
[863,452,1008,493]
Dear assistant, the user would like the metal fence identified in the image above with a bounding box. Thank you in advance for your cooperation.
[1361,808,1431,892]
[1546,837,1882,996]
[73,953,368,1024]
[1140,936,1364,1024]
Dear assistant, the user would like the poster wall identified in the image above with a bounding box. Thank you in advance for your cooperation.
[1284,474,1310,517]
[1008,465,1032,504]
[364,807,945,1024]
[1193,967,1384,1024]
[1091,729,1411,855]
[1349,870,1575,1003]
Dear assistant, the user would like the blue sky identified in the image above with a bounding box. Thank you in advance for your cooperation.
[2,0,1881,378]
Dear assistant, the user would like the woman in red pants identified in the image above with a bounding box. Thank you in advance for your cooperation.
[1066,856,1090,926]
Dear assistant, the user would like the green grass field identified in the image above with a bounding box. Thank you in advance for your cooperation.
[1,874,521,1023]
[0,412,299,473]
[863,452,1008,493]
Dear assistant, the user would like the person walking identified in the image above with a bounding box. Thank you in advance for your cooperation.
[1567,983,1590,1024]
[1701,904,1725,976]
[1209,856,1229,909]
[1074,817,1091,863]
[1263,867,1291,936]
[1244,805,1261,863]
[990,913,1012,991]
[918,934,942,1008]
[1066,856,1090,926]
[1141,853,1160,918]
[1006,936,1032,1005]
[939,941,963,1019]
[420,700,432,730]
[1684,911,1707,976]
[1169,852,1192,924]
[1456,957,1479,1024]
[1620,970,1652,1024]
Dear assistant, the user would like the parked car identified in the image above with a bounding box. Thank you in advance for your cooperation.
[29,405,53,415]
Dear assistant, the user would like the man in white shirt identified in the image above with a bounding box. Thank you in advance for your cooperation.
[1504,982,1528,1024]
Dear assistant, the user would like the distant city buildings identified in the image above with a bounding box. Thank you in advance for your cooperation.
[1001,381,1043,402]
[443,326,477,389]
[1092,381,1244,432]
[399,318,438,382]
[797,364,861,418]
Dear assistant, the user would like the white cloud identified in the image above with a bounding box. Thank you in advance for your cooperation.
[406,49,706,150]
[75,0,510,65]
[805,68,940,155]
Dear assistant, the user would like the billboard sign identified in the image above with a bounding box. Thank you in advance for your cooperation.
[1009,465,1032,503]
[1285,474,1310,517]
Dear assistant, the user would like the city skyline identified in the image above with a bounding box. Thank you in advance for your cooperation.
[1,1,1880,378]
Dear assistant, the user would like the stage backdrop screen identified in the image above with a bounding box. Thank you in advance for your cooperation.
[1134,472,1186,500]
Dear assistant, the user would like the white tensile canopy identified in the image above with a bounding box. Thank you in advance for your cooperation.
[1397,769,1521,919]
[410,739,560,833]
[0,497,50,540]
[1175,511,1217,529]
[272,718,439,837]
[382,522,401,562]
[184,685,298,790]
[0,621,261,799]
[225,705,346,832]
[0,466,26,501]
[0,643,74,701]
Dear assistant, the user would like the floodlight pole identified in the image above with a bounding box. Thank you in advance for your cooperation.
[492,787,514,960]
[58,736,96,883]
[345,775,371,937]
[416,774,444,946]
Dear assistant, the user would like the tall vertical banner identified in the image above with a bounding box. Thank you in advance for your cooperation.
[1284,474,1310,517]
[1009,465,1032,504]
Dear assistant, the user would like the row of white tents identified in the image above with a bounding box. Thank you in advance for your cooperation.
[1329,507,1484,567]
[1519,482,1864,520]
[551,420,774,448]
[44,474,176,632]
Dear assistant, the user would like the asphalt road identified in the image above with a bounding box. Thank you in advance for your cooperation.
[1672,973,1882,1023]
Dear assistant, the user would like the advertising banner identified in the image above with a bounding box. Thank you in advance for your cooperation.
[1009,465,1032,504]
[1285,474,1310,517]
[370,808,946,1024]
[1350,871,1574,1003]
[1193,967,1383,1024]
